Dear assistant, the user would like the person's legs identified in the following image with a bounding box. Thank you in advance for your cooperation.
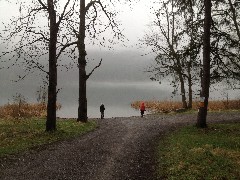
[141,110,144,117]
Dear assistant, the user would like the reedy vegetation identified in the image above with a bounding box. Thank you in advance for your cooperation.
[131,100,240,113]
[0,103,61,119]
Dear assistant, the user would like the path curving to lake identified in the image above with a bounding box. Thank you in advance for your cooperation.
[0,112,239,180]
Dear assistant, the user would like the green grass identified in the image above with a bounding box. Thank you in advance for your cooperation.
[157,123,240,180]
[0,118,97,157]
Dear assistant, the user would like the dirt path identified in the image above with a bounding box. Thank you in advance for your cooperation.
[0,112,239,180]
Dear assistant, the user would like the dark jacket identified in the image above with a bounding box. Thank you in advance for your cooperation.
[100,104,105,112]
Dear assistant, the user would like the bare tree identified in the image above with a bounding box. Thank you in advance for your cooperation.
[178,0,203,108]
[144,0,202,109]
[174,0,239,126]
[78,0,121,122]
[0,0,73,131]
[61,0,125,122]
[1,0,131,126]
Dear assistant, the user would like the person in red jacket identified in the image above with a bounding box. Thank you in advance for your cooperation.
[140,102,146,117]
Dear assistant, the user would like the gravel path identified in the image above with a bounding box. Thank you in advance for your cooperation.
[0,112,239,180]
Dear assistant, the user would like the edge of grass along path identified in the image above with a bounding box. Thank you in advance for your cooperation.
[0,118,97,157]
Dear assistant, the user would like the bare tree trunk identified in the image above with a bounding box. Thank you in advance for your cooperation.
[171,0,187,109]
[78,0,88,122]
[188,2,194,109]
[46,0,58,131]
[197,0,212,128]
[188,62,193,109]
[179,73,188,109]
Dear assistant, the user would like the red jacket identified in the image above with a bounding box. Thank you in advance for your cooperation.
[140,102,146,111]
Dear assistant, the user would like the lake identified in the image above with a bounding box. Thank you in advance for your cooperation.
[0,50,239,119]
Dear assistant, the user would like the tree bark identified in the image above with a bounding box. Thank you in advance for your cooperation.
[179,72,188,109]
[46,0,58,131]
[188,62,193,109]
[188,2,194,109]
[78,0,88,122]
[197,0,212,128]
[170,0,187,109]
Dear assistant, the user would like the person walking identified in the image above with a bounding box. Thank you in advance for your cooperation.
[100,103,105,119]
[140,102,146,117]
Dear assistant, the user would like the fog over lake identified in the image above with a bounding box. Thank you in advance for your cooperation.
[56,50,175,118]
[0,50,173,118]
[1,49,239,118]
[1,1,240,119]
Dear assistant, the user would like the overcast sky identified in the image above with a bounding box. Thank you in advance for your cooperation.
[0,0,157,86]
[0,0,163,118]
[1,1,239,118]
[0,0,155,50]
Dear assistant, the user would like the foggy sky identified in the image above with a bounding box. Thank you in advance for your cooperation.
[0,49,173,118]
[1,1,239,118]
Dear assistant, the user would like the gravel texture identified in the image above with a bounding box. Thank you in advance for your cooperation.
[0,112,239,180]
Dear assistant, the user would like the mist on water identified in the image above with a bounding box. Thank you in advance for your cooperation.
[0,50,172,118]
[1,49,239,118]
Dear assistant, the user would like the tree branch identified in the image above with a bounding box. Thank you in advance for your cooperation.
[57,0,71,27]
[85,1,100,13]
[86,58,103,79]
[30,60,49,75]
[27,30,49,41]
[56,41,78,59]
[37,0,48,10]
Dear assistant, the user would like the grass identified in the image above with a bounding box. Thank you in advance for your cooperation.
[0,118,97,157]
[157,123,240,179]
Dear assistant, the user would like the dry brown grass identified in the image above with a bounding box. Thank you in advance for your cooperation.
[0,103,61,119]
[131,100,240,113]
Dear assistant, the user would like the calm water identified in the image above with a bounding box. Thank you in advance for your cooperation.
[55,50,173,118]
[56,81,170,118]
[1,50,239,118]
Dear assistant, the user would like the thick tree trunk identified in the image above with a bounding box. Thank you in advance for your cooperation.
[78,58,87,122]
[46,0,58,131]
[78,0,88,122]
[197,0,211,128]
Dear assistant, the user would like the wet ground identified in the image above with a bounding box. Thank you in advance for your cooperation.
[0,112,239,180]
